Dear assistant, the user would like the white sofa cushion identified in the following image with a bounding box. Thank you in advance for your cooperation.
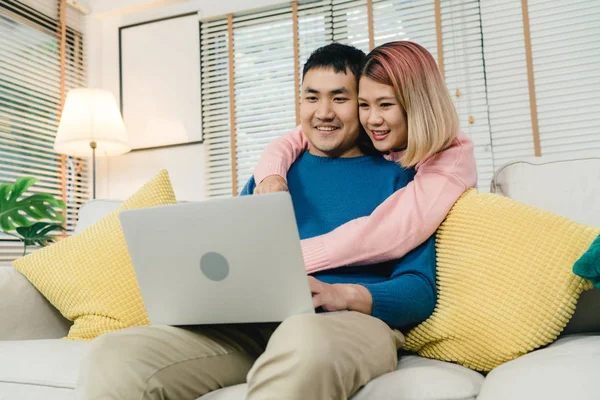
[0,340,88,399]
[477,334,600,400]
[0,383,74,400]
[200,355,484,400]
[352,355,484,400]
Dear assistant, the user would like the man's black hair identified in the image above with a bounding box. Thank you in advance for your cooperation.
[302,42,366,83]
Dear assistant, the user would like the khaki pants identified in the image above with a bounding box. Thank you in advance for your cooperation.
[76,312,405,400]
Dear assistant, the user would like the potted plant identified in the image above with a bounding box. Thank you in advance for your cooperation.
[0,177,67,257]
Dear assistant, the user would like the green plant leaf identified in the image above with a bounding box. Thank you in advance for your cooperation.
[0,177,66,232]
[15,222,66,247]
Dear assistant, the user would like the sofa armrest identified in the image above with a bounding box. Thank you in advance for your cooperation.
[0,267,71,340]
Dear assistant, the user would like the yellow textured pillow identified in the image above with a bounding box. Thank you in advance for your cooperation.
[404,189,599,371]
[13,170,176,340]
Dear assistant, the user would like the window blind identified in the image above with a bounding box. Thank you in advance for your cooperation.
[480,0,535,168]
[372,0,437,57]
[232,6,296,194]
[205,0,599,197]
[441,0,494,190]
[298,1,333,72]
[331,0,370,53]
[297,0,334,121]
[0,0,88,263]
[528,0,600,158]
[200,18,232,198]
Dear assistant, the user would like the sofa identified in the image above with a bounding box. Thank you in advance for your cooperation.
[1,157,598,400]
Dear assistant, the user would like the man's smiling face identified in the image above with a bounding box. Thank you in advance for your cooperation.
[300,67,362,158]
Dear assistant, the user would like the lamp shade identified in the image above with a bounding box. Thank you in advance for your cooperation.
[54,88,130,157]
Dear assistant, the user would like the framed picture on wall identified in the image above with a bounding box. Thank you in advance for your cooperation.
[119,12,203,151]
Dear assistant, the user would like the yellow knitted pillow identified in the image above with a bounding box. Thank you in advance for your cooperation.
[13,170,176,340]
[404,189,599,371]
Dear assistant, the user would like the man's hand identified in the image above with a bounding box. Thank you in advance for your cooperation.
[255,175,289,194]
[309,276,349,312]
[308,276,373,315]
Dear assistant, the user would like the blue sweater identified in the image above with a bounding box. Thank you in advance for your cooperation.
[241,152,437,329]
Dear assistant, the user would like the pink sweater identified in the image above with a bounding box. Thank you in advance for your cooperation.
[254,126,477,274]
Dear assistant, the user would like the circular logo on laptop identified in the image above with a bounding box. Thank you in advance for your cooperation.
[200,252,230,281]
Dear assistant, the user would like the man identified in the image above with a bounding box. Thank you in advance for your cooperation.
[77,43,436,400]
[240,42,437,397]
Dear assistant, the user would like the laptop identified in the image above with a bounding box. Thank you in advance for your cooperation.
[119,192,315,326]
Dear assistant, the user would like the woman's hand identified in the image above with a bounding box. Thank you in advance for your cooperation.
[308,276,373,314]
[255,175,289,194]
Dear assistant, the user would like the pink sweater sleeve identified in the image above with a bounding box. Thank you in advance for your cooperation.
[302,132,478,274]
[254,125,309,183]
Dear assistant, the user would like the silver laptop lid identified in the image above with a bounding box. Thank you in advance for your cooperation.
[119,192,314,325]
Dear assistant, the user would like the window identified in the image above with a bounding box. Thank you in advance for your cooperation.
[482,0,600,167]
[373,0,436,52]
[0,0,87,262]
[441,0,493,189]
[233,7,296,195]
[201,7,306,197]
[202,0,599,198]
[202,0,492,197]
[200,18,232,198]
[297,1,333,69]
[332,0,370,52]
[481,0,537,166]
[528,0,600,158]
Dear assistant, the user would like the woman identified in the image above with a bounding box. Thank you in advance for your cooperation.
[253,41,477,273]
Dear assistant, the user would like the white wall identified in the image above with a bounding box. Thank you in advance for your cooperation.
[87,0,288,200]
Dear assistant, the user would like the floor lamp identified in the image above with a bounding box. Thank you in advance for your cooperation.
[54,89,130,199]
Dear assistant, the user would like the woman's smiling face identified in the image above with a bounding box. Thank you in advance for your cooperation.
[358,76,408,152]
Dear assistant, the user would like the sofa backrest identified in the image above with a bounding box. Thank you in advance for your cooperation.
[75,199,122,234]
[76,200,188,233]
[491,157,600,226]
[491,157,600,335]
